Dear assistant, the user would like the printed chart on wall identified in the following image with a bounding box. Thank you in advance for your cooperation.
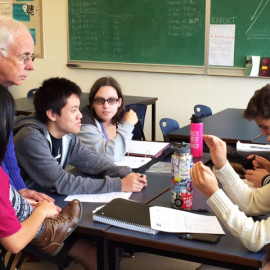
[0,0,43,57]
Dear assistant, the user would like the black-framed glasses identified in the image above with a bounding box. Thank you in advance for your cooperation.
[94,97,119,105]
[0,48,35,64]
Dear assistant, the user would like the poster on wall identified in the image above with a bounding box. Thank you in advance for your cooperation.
[0,0,43,58]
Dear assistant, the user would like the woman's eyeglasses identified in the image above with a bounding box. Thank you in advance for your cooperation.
[94,97,119,105]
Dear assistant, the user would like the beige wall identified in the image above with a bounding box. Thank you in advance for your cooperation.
[9,0,270,141]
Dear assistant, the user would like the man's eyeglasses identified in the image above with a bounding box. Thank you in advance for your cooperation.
[0,48,35,63]
[93,97,119,105]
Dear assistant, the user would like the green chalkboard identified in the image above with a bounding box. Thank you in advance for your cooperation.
[211,0,270,68]
[68,0,205,67]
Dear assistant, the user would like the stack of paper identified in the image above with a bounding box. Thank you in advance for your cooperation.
[237,141,270,152]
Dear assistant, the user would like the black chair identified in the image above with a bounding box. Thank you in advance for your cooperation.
[14,234,77,270]
[0,246,16,270]
[194,104,212,119]
[159,118,180,142]
[125,104,147,141]
[0,246,8,270]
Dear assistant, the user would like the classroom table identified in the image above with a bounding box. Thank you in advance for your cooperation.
[167,108,268,145]
[14,93,158,141]
[105,189,270,270]
[29,153,210,269]
[38,171,171,270]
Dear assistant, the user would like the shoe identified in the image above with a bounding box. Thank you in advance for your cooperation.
[31,199,82,256]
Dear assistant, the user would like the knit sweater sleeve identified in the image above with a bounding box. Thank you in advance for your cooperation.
[213,161,270,216]
[2,131,26,191]
[208,189,270,252]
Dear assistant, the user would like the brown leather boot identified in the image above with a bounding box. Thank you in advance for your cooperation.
[31,199,82,256]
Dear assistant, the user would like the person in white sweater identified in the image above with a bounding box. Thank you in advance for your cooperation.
[191,134,270,258]
[78,77,138,162]
[243,84,270,187]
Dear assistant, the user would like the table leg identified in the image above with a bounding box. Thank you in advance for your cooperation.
[151,103,156,141]
[107,241,120,270]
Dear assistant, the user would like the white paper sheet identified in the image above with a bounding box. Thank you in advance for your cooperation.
[150,206,225,234]
[209,24,235,66]
[65,191,132,203]
[237,141,270,152]
[114,156,152,168]
[250,56,261,77]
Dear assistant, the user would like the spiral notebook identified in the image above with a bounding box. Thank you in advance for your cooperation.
[93,198,158,234]
[93,198,225,235]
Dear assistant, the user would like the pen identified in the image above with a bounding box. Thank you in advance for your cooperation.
[251,134,262,142]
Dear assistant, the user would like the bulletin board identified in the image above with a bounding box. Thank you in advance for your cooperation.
[13,0,43,57]
[0,0,43,57]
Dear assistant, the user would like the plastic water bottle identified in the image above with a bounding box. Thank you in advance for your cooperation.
[171,143,193,210]
[190,114,203,157]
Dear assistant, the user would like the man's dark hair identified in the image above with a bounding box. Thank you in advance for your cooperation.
[243,84,270,120]
[0,85,15,163]
[34,77,82,124]
[88,76,125,126]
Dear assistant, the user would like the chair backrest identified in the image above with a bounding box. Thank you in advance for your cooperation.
[14,241,74,270]
[0,246,7,270]
[0,245,16,270]
[27,88,37,98]
[125,103,147,141]
[194,104,212,119]
[159,118,179,142]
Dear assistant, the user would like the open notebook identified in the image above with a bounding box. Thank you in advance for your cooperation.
[126,140,170,158]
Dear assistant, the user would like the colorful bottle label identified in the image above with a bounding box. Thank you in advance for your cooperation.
[171,153,193,210]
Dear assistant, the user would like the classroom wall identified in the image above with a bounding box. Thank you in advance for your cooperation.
[9,0,270,141]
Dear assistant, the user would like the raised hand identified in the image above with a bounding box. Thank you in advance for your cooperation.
[203,135,227,170]
[124,109,138,126]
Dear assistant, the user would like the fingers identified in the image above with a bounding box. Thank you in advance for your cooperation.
[203,135,221,151]
[203,135,214,148]
[25,198,39,207]
[247,154,256,160]
[190,162,204,185]
[137,173,147,186]
[37,192,55,202]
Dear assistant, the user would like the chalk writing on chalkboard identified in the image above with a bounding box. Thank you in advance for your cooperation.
[68,0,205,67]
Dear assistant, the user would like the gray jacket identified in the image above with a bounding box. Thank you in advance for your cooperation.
[13,114,132,195]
